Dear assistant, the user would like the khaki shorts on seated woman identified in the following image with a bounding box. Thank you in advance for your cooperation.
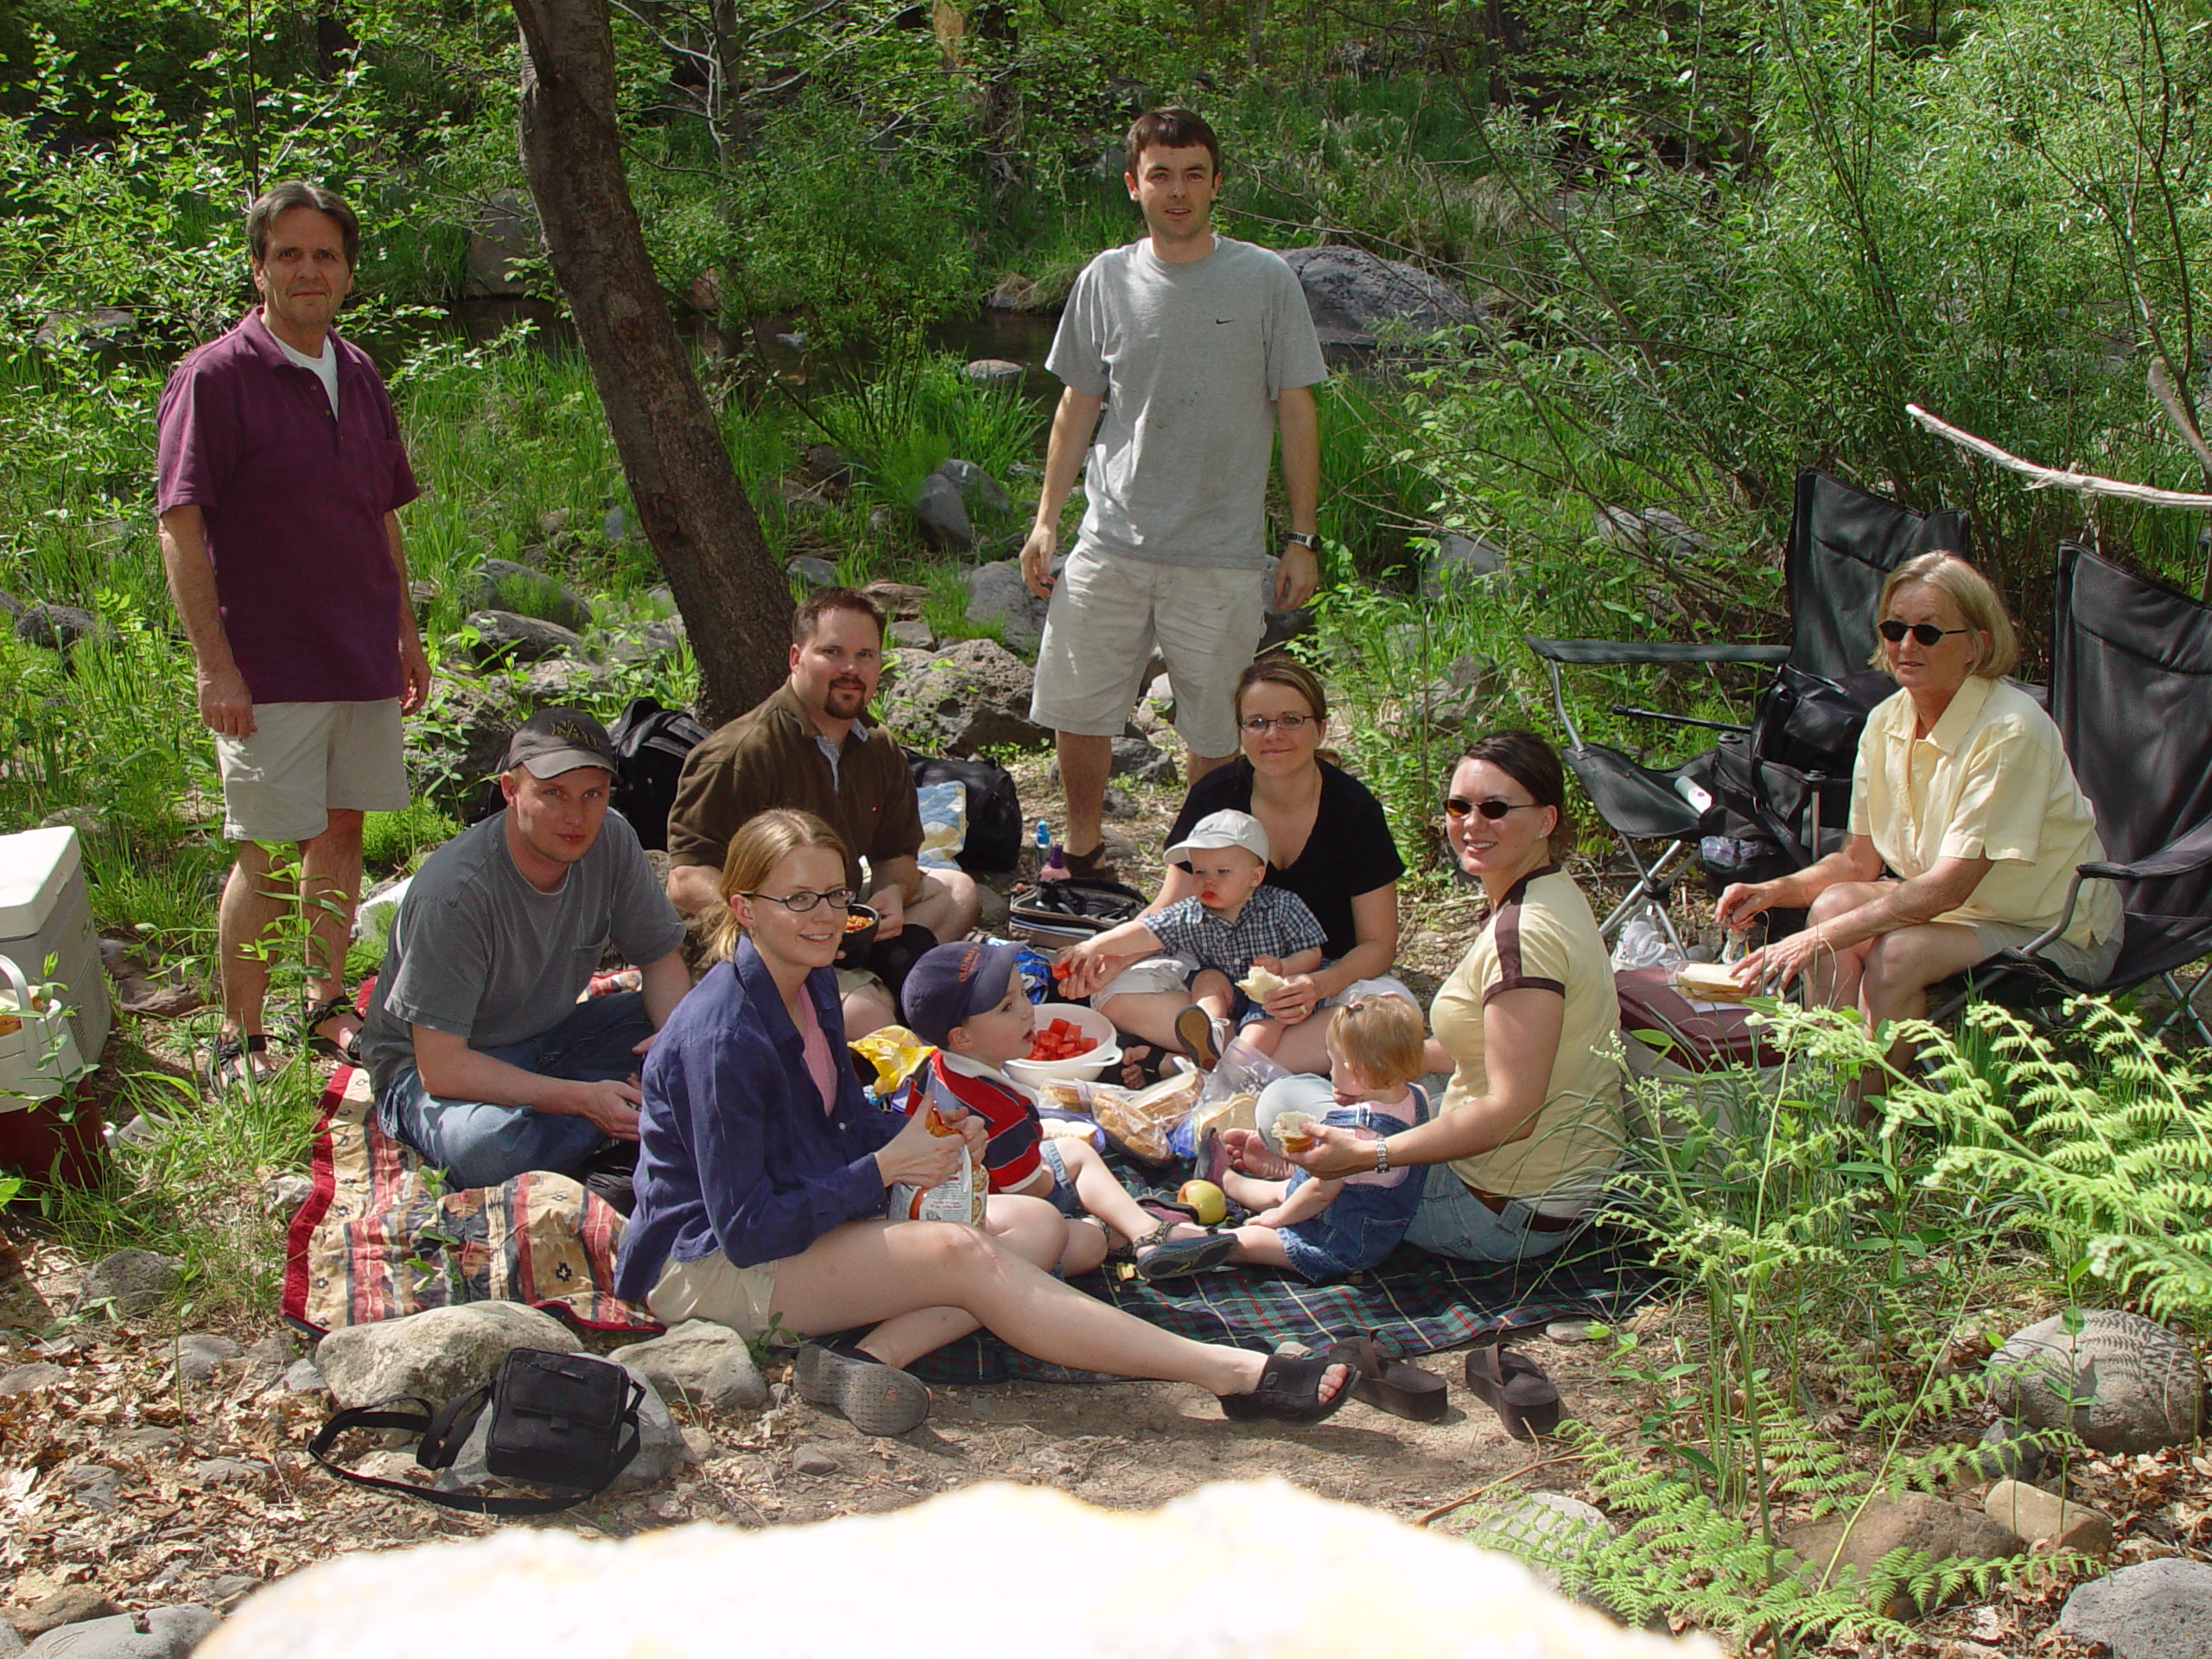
[613,809,1352,1438]
[1718,553,2122,1095]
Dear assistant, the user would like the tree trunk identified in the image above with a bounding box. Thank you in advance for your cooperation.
[512,0,788,728]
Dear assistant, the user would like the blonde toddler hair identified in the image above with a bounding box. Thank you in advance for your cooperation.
[1326,994,1427,1090]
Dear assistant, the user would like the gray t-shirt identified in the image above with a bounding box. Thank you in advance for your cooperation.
[1046,234,1327,569]
[359,810,686,1090]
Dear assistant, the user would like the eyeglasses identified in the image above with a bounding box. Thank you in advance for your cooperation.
[1878,620,1970,647]
[1444,797,1544,821]
[1240,714,1314,734]
[743,887,855,914]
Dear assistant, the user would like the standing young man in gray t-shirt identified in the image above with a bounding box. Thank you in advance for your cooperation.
[1020,107,1329,879]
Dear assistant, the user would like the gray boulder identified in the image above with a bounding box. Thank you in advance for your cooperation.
[2061,1558,2212,1659]
[963,560,1048,653]
[175,1333,242,1383]
[73,1249,181,1317]
[10,1586,118,1640]
[604,617,686,666]
[32,308,136,350]
[887,620,934,650]
[1986,1310,2203,1454]
[963,359,1023,389]
[785,556,839,588]
[938,459,1013,520]
[1422,531,1507,597]
[279,1358,327,1394]
[801,443,850,486]
[1279,245,1478,356]
[463,610,582,665]
[1459,1491,1617,1611]
[22,1607,218,1659]
[315,1302,582,1409]
[1967,1418,2052,1484]
[1595,505,1707,561]
[474,558,590,632]
[16,605,110,655]
[465,191,535,298]
[879,638,1047,756]
[607,1319,768,1413]
[0,1362,68,1396]
[915,472,973,552]
[1780,1493,2020,1617]
[1046,737,1177,791]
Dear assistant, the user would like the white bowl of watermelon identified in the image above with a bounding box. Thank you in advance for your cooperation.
[1004,1002,1122,1087]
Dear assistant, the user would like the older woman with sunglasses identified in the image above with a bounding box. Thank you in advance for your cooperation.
[1063,659,1408,1074]
[1245,731,1627,1263]
[1717,553,2120,1084]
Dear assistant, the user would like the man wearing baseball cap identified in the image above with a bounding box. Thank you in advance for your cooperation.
[357,707,690,1193]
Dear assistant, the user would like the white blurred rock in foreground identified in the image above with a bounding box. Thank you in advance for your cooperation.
[202,1478,1715,1659]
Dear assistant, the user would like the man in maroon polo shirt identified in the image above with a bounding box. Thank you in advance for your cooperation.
[156,181,431,1086]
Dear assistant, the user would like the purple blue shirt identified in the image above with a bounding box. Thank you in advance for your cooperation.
[616,939,900,1292]
[155,310,419,703]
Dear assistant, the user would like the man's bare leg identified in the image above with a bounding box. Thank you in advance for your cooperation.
[1183,750,1234,786]
[906,869,982,943]
[218,839,292,1079]
[1056,730,1113,861]
[299,809,367,1049]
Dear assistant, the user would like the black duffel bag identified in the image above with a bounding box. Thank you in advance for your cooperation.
[309,1347,643,1515]
[908,754,1024,873]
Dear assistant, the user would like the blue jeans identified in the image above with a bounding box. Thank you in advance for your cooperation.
[1402,1162,1576,1265]
[377,992,652,1191]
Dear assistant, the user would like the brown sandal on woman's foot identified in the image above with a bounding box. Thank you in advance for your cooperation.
[1062,841,1117,882]
[1221,1340,1360,1424]
[1464,1344,1565,1440]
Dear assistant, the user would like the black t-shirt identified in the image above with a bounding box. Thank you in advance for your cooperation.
[1165,760,1406,959]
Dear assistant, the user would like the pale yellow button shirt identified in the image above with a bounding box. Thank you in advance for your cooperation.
[1848,676,2121,948]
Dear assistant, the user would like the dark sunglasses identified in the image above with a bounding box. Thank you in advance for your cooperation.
[1444,796,1543,821]
[1878,619,1970,647]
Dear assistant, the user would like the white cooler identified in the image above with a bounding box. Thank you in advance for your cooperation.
[0,826,111,1075]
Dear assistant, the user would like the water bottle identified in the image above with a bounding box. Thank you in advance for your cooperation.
[1034,818,1069,882]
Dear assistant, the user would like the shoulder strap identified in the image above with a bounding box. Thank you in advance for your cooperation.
[306,1394,607,1517]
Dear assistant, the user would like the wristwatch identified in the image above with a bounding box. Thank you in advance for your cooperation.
[1375,1138,1391,1174]
[1281,530,1320,550]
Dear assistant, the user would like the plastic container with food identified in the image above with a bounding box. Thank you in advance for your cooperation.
[1004,1001,1122,1088]
[834,902,881,966]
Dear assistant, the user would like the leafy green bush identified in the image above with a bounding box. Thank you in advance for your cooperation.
[359,802,460,873]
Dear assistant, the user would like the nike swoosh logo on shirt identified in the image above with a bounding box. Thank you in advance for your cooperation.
[1215,318,1234,324]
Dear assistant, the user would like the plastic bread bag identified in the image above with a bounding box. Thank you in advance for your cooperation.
[1169,1037,1287,1163]
[1074,1070,1205,1166]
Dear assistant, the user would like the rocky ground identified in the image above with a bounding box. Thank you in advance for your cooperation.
[4,739,2209,1658]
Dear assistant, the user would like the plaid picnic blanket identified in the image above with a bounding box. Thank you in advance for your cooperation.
[900,1177,1664,1384]
[279,1055,660,1338]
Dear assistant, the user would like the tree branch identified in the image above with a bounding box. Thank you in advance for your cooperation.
[1904,403,2212,509]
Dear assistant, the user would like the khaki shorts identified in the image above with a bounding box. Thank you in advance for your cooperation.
[1029,547,1267,760]
[1969,917,2122,987]
[648,1250,785,1342]
[215,699,408,842]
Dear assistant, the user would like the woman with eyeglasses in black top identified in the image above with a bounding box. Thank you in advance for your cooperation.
[1717,553,2120,1104]
[1090,659,1409,1075]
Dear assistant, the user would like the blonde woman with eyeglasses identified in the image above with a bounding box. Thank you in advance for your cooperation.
[615,808,1356,1437]
[1066,659,1411,1073]
[1718,553,2121,1089]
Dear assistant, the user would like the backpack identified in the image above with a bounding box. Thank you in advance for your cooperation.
[1005,877,1149,952]
[607,696,709,852]
[907,754,1023,873]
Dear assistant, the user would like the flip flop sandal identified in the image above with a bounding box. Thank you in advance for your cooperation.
[1346,1334,1450,1423]
[298,993,363,1065]
[1464,1344,1565,1440]
[1221,1340,1360,1424]
[1135,1230,1240,1282]
[795,1340,931,1436]
[1174,1005,1224,1071]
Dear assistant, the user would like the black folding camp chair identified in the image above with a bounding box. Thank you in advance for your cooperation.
[1529,469,1971,950]
[1934,543,2212,1046]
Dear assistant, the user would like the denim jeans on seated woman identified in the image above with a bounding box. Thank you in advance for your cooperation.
[376,990,654,1191]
